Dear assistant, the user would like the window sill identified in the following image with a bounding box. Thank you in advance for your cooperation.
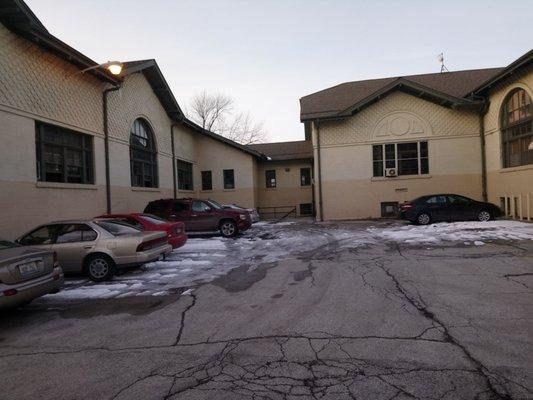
[36,181,98,190]
[499,164,533,173]
[371,174,432,182]
[178,189,195,193]
[131,187,160,192]
[200,189,213,193]
[265,187,277,190]
[223,188,236,192]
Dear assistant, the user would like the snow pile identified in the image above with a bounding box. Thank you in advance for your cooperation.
[45,220,533,301]
[368,220,533,245]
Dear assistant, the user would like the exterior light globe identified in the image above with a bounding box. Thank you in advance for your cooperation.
[107,62,123,76]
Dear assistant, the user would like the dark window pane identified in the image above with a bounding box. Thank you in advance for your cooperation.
[397,142,419,175]
[130,119,158,187]
[36,123,94,184]
[265,170,276,188]
[420,158,429,174]
[501,89,533,168]
[420,141,428,157]
[372,145,383,161]
[177,160,193,190]
[373,161,384,177]
[223,169,235,189]
[385,144,395,168]
[398,159,418,175]
[300,168,311,186]
[201,171,212,191]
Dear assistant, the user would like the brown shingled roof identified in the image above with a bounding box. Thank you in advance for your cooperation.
[300,67,503,121]
[248,140,313,161]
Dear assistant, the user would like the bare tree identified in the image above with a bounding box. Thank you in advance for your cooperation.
[186,91,267,144]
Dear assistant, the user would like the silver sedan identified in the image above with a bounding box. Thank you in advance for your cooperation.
[0,240,64,309]
[17,220,172,282]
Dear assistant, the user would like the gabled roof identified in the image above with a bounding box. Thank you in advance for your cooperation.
[122,60,184,121]
[181,119,266,159]
[300,67,503,121]
[247,140,313,161]
[472,49,533,95]
[1,0,264,159]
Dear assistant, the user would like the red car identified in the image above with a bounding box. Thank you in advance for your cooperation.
[144,198,252,238]
[96,213,187,249]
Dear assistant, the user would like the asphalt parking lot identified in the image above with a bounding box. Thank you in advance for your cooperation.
[1,220,532,400]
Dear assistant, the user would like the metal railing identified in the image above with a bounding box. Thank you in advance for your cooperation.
[257,206,297,220]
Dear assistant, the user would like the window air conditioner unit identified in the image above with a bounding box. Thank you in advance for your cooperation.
[385,168,397,177]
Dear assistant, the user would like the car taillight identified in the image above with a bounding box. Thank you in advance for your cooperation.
[3,289,18,296]
[400,204,412,210]
[53,251,58,266]
[136,237,168,252]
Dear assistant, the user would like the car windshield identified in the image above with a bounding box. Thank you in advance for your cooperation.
[0,240,19,250]
[206,200,222,210]
[95,221,140,236]
[139,214,168,225]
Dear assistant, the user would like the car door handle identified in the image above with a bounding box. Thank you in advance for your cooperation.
[83,245,92,249]
[191,214,198,217]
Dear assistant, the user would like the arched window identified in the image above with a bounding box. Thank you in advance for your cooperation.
[501,88,533,168]
[130,119,158,187]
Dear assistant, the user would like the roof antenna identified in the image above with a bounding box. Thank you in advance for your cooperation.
[438,52,449,73]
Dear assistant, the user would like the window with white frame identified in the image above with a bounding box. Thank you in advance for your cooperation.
[372,141,428,177]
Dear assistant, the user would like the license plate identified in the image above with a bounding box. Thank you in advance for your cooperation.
[18,261,41,276]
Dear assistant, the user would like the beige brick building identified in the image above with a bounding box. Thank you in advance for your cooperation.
[1,1,530,236]
[301,51,532,221]
[0,1,314,239]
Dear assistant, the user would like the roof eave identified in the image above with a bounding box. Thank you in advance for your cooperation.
[301,78,484,122]
[180,119,266,160]
[472,49,533,95]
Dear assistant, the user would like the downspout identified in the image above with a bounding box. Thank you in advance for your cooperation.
[315,120,324,222]
[479,103,489,202]
[103,84,121,214]
[170,122,178,199]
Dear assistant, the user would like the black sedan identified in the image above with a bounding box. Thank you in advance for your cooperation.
[399,194,503,225]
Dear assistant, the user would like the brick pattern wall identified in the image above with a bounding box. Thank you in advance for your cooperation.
[0,23,103,134]
[107,73,175,156]
[319,91,479,146]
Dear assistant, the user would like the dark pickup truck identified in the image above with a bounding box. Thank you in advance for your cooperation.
[144,198,252,238]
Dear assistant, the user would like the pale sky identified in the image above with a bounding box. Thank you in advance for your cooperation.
[26,0,532,143]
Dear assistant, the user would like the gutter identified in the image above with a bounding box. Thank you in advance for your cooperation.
[103,84,121,214]
[170,122,180,199]
[478,102,489,202]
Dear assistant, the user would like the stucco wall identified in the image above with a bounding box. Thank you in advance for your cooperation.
[255,160,314,216]
[195,135,256,208]
[314,91,482,220]
[483,66,533,220]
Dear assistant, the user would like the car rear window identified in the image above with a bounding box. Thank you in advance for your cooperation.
[0,240,19,250]
[145,201,168,213]
[95,221,140,236]
[139,214,168,225]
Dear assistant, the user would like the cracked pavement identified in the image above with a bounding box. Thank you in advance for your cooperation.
[0,221,532,399]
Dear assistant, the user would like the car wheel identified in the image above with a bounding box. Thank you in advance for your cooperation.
[477,210,492,222]
[416,212,431,225]
[220,220,238,238]
[85,254,115,282]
